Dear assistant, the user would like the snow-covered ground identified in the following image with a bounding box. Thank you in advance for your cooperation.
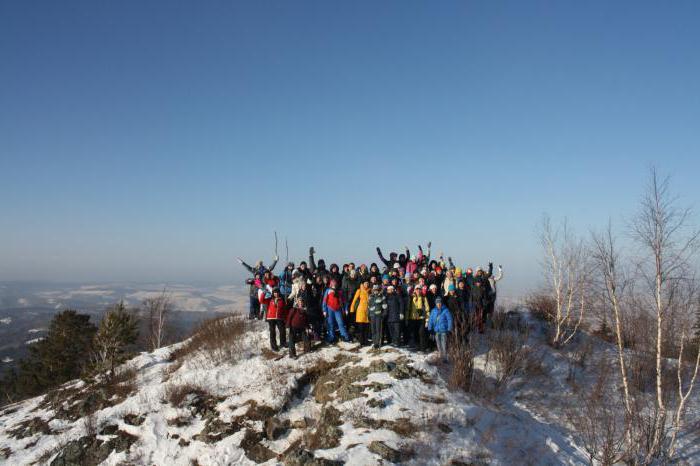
[1,310,698,465]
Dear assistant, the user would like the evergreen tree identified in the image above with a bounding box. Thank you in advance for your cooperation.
[92,301,139,377]
[9,310,96,399]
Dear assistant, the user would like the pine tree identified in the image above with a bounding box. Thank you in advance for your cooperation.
[92,301,139,377]
[9,310,96,399]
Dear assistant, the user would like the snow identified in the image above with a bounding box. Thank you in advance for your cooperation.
[0,317,11,325]
[27,328,45,334]
[17,298,28,306]
[25,337,44,345]
[1,357,13,364]
[0,309,698,465]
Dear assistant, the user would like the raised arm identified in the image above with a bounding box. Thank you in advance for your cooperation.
[237,257,254,274]
[309,246,317,272]
[493,265,503,282]
[376,247,391,267]
[268,255,279,272]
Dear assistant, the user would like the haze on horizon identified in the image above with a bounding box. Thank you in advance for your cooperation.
[2,1,700,298]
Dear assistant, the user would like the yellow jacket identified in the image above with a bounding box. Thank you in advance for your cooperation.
[351,287,370,323]
[407,295,430,321]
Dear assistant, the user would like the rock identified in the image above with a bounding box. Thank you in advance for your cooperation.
[368,441,413,463]
[366,398,386,408]
[240,428,276,463]
[178,438,190,447]
[123,413,146,426]
[307,405,343,450]
[8,417,52,439]
[264,417,289,440]
[167,416,191,428]
[244,400,277,421]
[284,447,344,466]
[99,424,119,435]
[193,418,242,443]
[437,423,452,433]
[291,417,312,429]
[50,430,137,466]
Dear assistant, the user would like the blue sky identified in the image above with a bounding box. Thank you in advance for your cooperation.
[1,1,699,295]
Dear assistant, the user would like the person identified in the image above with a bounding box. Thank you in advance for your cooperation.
[237,255,279,277]
[470,278,487,333]
[323,279,350,343]
[486,263,504,319]
[286,292,310,359]
[309,247,329,280]
[342,268,361,311]
[257,283,272,320]
[369,263,382,280]
[385,285,403,346]
[406,286,430,351]
[266,288,287,351]
[367,284,388,349]
[278,262,295,299]
[427,297,453,363]
[350,281,371,346]
[245,274,262,320]
[308,276,325,340]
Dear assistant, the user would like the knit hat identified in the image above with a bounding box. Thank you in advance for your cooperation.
[393,263,400,269]
[448,284,456,292]
[435,297,443,305]
[372,284,381,291]
[387,285,395,292]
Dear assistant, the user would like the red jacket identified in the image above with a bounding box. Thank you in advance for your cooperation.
[323,288,343,312]
[286,307,308,329]
[267,297,287,321]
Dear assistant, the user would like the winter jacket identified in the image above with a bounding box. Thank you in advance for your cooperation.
[386,293,403,323]
[367,293,388,320]
[342,273,361,306]
[428,307,453,334]
[286,294,308,329]
[351,287,370,324]
[278,269,294,295]
[407,295,430,321]
[322,288,343,313]
[307,283,324,317]
[267,297,287,321]
[488,267,503,296]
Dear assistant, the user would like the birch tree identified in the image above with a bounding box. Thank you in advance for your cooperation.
[539,215,589,347]
[144,290,172,351]
[631,168,700,461]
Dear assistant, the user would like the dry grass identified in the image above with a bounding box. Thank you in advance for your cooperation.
[169,316,249,364]
[163,382,208,408]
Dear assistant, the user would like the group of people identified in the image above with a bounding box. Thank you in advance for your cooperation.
[237,243,503,361]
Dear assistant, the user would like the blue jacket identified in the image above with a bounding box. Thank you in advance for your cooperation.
[427,306,453,334]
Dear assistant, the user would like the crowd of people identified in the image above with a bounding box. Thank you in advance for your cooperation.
[237,243,503,361]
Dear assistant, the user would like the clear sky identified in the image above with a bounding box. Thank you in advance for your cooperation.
[1,1,699,296]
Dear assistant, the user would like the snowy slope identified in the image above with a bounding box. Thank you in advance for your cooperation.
[1,310,697,465]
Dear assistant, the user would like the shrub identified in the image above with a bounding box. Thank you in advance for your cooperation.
[524,292,557,323]
[169,316,248,364]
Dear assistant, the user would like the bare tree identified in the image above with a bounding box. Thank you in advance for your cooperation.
[144,290,172,351]
[591,222,633,418]
[539,215,589,347]
[631,168,700,461]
